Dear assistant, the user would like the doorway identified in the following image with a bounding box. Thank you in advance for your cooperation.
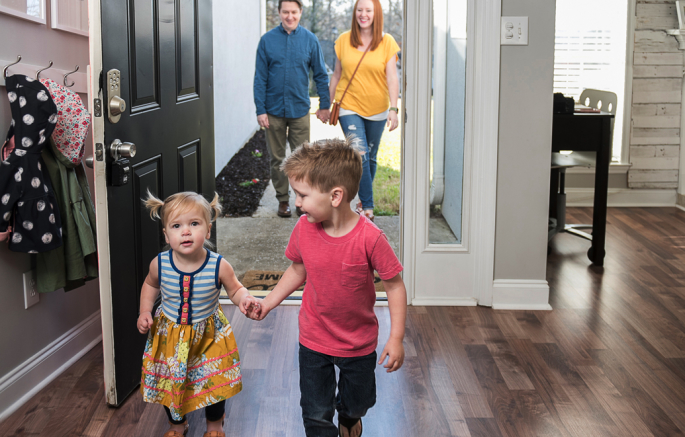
[90,0,502,406]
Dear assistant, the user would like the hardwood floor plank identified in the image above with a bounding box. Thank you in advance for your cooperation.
[466,418,504,437]
[575,365,655,437]
[590,349,685,437]
[465,344,534,437]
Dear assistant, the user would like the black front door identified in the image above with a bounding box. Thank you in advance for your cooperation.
[100,0,215,405]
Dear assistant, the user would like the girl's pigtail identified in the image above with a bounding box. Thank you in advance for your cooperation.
[209,192,222,222]
[144,190,165,221]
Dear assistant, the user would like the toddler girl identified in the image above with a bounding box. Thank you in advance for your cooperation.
[137,191,257,437]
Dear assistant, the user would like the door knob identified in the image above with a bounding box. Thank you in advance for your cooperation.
[109,139,136,160]
[109,96,126,117]
[85,155,94,168]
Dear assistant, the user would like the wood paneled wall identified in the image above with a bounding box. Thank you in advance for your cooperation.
[630,1,682,189]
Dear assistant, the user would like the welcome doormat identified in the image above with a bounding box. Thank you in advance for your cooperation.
[238,270,387,301]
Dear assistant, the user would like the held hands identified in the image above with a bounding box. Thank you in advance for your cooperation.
[137,311,153,334]
[316,109,330,124]
[378,336,404,372]
[245,298,274,321]
[387,110,399,132]
[257,114,270,129]
[238,293,260,317]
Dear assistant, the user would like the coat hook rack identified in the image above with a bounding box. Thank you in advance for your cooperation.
[3,55,21,78]
[63,65,79,87]
[35,60,53,80]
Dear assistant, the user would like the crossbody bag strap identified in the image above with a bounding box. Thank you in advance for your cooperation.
[337,45,371,106]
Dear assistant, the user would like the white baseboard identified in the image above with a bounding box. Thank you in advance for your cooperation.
[566,188,676,207]
[411,296,478,306]
[492,280,551,310]
[0,311,102,422]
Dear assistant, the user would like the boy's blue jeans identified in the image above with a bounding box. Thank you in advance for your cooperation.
[339,114,387,211]
[299,343,377,436]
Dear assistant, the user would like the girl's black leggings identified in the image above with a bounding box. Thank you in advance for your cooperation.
[164,400,226,424]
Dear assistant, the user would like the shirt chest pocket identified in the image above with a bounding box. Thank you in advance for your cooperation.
[341,263,369,288]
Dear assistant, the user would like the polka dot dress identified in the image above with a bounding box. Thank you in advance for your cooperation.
[0,75,63,253]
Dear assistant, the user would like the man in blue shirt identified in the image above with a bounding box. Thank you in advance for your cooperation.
[254,0,331,217]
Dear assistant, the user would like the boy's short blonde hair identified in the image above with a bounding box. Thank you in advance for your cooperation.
[281,137,363,201]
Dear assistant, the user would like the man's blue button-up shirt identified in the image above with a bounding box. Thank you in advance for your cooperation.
[254,24,330,119]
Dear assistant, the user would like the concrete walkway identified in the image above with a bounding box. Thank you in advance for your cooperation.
[217,182,400,279]
[216,116,400,279]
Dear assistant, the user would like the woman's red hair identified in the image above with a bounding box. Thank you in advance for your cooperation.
[350,0,384,51]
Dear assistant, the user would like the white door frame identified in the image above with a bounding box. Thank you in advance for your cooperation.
[87,0,117,404]
[401,0,500,305]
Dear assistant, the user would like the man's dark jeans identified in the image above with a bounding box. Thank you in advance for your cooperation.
[299,343,377,437]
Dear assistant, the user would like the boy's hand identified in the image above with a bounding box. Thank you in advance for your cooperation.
[137,311,153,334]
[379,337,404,372]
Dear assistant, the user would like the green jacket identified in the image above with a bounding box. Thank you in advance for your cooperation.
[37,140,98,293]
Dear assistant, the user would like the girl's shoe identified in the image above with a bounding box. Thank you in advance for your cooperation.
[363,209,375,222]
[356,202,363,214]
[163,420,189,437]
[203,414,225,437]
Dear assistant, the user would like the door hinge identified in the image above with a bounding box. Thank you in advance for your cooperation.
[94,99,102,117]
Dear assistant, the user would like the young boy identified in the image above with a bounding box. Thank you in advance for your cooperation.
[250,138,407,437]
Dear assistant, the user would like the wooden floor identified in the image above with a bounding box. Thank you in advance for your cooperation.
[4,207,685,436]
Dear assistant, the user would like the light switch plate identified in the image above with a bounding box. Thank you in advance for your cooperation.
[501,16,529,45]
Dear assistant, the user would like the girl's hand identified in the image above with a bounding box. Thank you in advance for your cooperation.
[387,110,399,131]
[378,337,404,372]
[0,226,12,242]
[137,311,153,334]
[238,294,259,316]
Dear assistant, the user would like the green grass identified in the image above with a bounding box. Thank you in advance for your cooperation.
[373,106,402,216]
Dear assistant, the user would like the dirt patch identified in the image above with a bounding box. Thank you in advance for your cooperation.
[215,130,270,217]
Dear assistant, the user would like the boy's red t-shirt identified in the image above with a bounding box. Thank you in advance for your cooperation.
[285,215,403,357]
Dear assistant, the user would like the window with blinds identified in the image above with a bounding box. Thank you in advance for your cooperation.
[554,0,629,162]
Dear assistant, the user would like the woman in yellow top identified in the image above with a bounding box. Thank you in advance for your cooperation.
[329,0,400,222]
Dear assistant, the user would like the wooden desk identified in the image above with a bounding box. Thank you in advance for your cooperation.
[551,112,614,266]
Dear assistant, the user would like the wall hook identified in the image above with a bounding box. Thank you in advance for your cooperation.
[3,55,21,78]
[63,65,79,87]
[35,60,53,80]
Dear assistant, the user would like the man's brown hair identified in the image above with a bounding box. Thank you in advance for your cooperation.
[279,0,303,11]
[281,137,363,202]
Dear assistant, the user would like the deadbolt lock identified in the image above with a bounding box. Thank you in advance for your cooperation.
[109,96,126,117]
[106,69,126,123]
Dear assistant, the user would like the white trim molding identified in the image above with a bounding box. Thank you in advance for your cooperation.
[492,280,552,310]
[566,188,677,207]
[88,0,117,407]
[0,312,102,422]
[412,297,478,306]
[471,0,500,306]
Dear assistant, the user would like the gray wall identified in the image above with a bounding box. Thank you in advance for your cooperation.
[0,12,100,379]
[494,0,556,280]
[213,0,262,175]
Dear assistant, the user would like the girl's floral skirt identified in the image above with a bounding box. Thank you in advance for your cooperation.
[140,306,242,421]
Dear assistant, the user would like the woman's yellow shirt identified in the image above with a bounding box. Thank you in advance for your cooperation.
[334,31,401,117]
